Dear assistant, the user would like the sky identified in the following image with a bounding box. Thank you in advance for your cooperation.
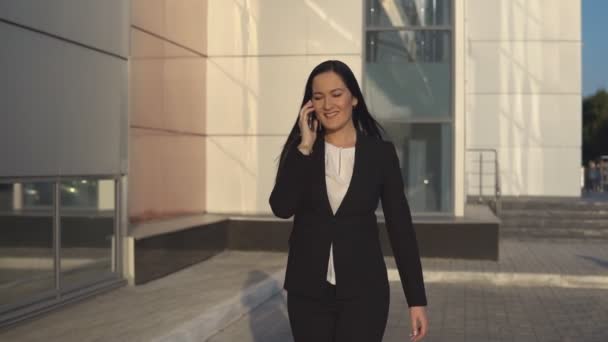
[582,0,608,96]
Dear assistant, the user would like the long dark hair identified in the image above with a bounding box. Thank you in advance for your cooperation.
[275,60,386,180]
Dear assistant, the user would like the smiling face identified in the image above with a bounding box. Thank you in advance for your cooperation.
[311,71,358,133]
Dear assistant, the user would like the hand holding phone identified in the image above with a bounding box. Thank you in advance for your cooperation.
[298,100,318,154]
[307,110,317,130]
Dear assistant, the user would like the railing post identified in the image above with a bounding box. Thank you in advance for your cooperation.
[54,180,61,297]
[495,155,501,216]
[478,152,483,203]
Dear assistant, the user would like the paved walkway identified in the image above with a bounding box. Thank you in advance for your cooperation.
[1,238,607,342]
[209,279,608,342]
[209,239,608,342]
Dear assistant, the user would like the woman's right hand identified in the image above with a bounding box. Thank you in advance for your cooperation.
[298,100,318,153]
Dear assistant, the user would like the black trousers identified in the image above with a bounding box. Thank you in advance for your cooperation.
[287,280,390,342]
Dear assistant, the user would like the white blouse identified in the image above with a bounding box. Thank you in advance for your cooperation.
[324,140,356,285]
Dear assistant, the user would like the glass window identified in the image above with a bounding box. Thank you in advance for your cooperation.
[0,184,12,211]
[60,180,99,208]
[1,178,118,314]
[60,179,116,290]
[22,182,53,207]
[23,180,99,209]
[365,30,451,119]
[367,0,452,27]
[365,0,453,213]
[381,123,452,212]
[0,181,55,310]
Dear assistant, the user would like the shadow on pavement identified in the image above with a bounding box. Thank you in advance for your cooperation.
[576,254,608,269]
[240,270,292,342]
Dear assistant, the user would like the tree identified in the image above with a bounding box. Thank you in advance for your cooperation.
[582,89,608,163]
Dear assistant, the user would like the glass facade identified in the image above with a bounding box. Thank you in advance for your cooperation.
[0,181,56,310]
[382,123,452,212]
[366,30,451,119]
[0,178,120,319]
[22,180,99,209]
[60,179,116,291]
[367,0,452,27]
[364,0,453,213]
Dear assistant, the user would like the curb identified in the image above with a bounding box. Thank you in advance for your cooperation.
[388,269,608,289]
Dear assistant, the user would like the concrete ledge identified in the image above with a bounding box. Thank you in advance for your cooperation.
[130,214,231,284]
[130,213,228,240]
[227,206,500,260]
[128,205,499,285]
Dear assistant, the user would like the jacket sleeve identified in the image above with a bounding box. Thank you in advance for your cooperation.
[380,141,427,307]
[269,143,316,218]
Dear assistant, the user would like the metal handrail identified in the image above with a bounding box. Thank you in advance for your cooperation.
[466,148,501,215]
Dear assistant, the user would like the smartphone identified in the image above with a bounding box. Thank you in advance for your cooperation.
[307,111,318,131]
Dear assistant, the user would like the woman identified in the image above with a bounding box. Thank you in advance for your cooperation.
[269,60,428,342]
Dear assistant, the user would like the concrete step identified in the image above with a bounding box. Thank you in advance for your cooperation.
[500,197,608,211]
[498,197,608,237]
[500,218,608,230]
[500,227,608,240]
[500,209,608,220]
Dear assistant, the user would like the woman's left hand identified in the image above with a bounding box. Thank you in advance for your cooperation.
[408,306,428,341]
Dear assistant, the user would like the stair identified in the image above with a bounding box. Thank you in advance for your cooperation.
[499,196,608,240]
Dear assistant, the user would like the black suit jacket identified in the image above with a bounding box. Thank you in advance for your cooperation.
[269,129,427,307]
